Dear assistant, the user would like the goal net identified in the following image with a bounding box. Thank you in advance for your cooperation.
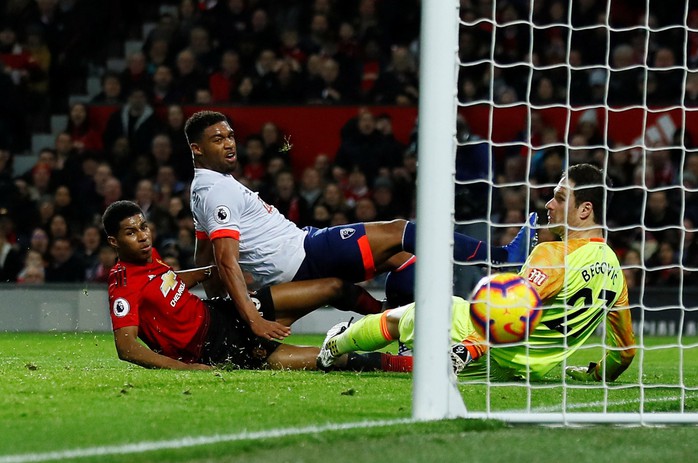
[413,0,698,424]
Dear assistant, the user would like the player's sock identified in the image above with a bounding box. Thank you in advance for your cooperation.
[333,282,382,315]
[329,311,395,355]
[402,222,507,263]
[343,352,383,371]
[380,353,413,372]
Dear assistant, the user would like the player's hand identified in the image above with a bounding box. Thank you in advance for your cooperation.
[565,362,599,382]
[250,317,291,341]
[450,343,474,375]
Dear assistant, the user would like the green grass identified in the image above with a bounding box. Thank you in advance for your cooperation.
[1,333,698,463]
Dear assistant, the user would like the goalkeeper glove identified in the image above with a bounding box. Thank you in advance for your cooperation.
[450,343,475,375]
[565,362,600,382]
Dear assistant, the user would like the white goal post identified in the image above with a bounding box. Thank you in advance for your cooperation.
[413,0,698,424]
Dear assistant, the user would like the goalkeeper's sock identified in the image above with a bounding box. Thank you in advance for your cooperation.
[330,311,395,355]
[402,222,507,264]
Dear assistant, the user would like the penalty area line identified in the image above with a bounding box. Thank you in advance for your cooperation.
[0,418,413,463]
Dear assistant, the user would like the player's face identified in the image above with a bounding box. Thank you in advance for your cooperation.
[545,178,583,237]
[192,121,237,174]
[110,213,153,263]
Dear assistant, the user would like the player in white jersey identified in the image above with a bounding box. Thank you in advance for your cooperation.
[186,111,535,341]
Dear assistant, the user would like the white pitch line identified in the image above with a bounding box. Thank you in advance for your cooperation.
[4,395,697,462]
[0,418,413,463]
[515,393,698,413]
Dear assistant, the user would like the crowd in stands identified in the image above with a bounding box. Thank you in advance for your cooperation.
[0,0,696,290]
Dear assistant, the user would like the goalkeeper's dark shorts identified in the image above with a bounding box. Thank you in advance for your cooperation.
[199,287,280,369]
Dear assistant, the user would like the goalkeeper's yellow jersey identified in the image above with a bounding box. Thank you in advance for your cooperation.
[463,237,636,381]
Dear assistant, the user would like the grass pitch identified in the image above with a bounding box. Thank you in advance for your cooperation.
[1,333,698,463]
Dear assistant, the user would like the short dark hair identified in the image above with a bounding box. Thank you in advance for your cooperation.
[102,200,143,237]
[184,111,229,145]
[565,163,612,225]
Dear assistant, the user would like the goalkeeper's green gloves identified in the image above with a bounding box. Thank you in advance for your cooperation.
[565,362,600,381]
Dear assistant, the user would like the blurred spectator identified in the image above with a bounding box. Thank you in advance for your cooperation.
[370,46,418,105]
[646,241,682,286]
[0,147,18,213]
[86,244,116,283]
[76,224,103,279]
[194,87,213,104]
[0,215,21,282]
[65,102,103,154]
[102,87,160,157]
[271,58,304,103]
[133,179,173,238]
[353,197,377,222]
[608,44,641,106]
[16,249,45,284]
[28,227,49,259]
[305,57,355,104]
[120,51,150,96]
[150,133,175,170]
[647,47,682,106]
[621,248,643,290]
[260,121,290,165]
[335,108,402,184]
[52,184,82,232]
[209,49,242,103]
[187,25,218,73]
[91,71,124,105]
[344,169,370,208]
[150,64,181,106]
[173,48,208,104]
[241,135,266,191]
[22,25,51,131]
[319,182,350,217]
[45,237,85,282]
[145,37,172,75]
[298,166,324,216]
[163,104,193,181]
[644,189,682,243]
[233,75,258,104]
[265,169,309,226]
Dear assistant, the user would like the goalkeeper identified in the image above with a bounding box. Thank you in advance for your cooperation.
[317,163,636,382]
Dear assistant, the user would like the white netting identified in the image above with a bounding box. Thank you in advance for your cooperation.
[443,0,698,424]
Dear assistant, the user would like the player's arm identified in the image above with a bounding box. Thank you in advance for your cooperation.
[113,326,212,370]
[194,236,227,297]
[567,287,636,382]
[593,288,636,381]
[175,264,216,289]
[211,236,291,340]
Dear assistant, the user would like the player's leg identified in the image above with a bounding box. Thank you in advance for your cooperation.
[268,278,382,327]
[317,304,410,369]
[266,344,320,370]
[398,215,537,266]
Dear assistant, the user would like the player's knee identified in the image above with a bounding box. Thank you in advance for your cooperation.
[324,278,345,299]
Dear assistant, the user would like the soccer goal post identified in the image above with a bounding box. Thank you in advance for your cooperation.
[413,0,698,424]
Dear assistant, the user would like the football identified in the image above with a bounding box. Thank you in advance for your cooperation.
[469,272,542,344]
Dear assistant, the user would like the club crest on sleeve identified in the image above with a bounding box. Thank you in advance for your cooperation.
[340,228,355,240]
[113,298,130,318]
[214,205,231,224]
[528,268,548,286]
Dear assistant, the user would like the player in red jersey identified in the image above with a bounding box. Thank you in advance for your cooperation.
[104,200,382,370]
